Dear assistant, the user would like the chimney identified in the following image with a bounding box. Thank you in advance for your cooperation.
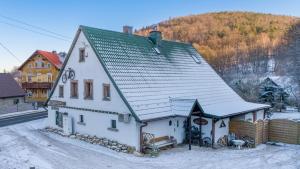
[123,26,133,34]
[149,30,162,47]
[52,50,57,55]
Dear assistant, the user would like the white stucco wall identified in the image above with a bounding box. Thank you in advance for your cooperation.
[214,118,229,144]
[48,31,140,149]
[48,107,140,148]
[231,109,265,123]
[143,117,186,144]
[245,112,253,122]
[256,110,265,120]
[50,31,131,113]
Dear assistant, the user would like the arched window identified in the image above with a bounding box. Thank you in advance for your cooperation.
[169,120,172,126]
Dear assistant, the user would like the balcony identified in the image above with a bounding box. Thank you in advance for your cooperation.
[22,82,53,89]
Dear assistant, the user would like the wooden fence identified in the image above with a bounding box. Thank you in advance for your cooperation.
[229,120,268,147]
[268,119,300,144]
[229,119,300,146]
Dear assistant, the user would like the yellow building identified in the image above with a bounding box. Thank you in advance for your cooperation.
[19,50,62,103]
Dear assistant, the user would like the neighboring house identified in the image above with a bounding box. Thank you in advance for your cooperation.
[0,73,32,114]
[46,25,270,152]
[19,50,62,103]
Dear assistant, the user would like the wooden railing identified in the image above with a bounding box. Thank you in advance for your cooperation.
[22,82,53,89]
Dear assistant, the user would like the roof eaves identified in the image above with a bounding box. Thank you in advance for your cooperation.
[219,104,271,119]
[0,94,25,99]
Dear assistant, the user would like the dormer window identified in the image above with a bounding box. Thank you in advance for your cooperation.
[191,55,201,64]
[79,48,85,62]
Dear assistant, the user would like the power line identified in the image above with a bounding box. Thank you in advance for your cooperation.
[0,21,71,42]
[0,41,22,63]
[0,14,71,39]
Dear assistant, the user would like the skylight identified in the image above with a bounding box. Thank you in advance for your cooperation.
[191,55,201,64]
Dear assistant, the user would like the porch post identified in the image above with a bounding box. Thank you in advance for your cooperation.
[211,117,215,148]
[188,116,192,150]
[199,114,202,146]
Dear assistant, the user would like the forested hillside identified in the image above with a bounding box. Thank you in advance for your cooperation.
[136,12,300,106]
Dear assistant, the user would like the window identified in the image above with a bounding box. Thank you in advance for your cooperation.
[59,85,64,98]
[13,99,19,105]
[103,83,111,100]
[41,62,45,68]
[35,62,38,68]
[55,111,63,127]
[111,120,117,129]
[28,75,32,82]
[108,119,118,131]
[84,80,93,99]
[79,48,85,62]
[70,80,78,98]
[47,74,52,82]
[79,115,84,123]
[37,73,41,82]
[169,120,172,126]
[47,63,51,68]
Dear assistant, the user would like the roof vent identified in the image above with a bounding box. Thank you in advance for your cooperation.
[191,55,201,64]
[123,26,133,34]
[153,47,160,54]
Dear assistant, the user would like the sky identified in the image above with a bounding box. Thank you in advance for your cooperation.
[0,0,300,72]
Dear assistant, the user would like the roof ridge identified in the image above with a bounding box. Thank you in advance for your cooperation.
[79,25,192,45]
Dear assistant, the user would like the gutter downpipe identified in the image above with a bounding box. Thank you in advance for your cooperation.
[139,122,148,153]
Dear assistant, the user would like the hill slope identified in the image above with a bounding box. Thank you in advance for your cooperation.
[136,12,299,75]
[136,12,300,104]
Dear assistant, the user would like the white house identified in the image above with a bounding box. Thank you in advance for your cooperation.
[46,25,270,152]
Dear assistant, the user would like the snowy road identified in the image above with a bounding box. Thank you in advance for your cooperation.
[0,119,300,169]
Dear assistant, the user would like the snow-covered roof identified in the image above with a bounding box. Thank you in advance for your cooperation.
[78,26,269,121]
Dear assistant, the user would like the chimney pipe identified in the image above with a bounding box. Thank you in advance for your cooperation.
[123,26,133,34]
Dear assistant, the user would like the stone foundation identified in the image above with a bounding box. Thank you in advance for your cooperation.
[42,127,136,154]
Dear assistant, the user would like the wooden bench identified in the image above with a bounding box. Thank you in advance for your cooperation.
[147,136,177,150]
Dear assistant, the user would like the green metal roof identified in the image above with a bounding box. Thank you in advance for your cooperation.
[48,25,269,122]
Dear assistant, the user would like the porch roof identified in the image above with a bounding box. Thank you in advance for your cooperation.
[200,100,270,118]
[140,98,270,121]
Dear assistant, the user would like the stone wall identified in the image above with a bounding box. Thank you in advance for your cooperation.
[43,127,136,154]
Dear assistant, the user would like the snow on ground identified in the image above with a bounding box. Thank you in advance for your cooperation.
[1,119,300,169]
[270,108,300,121]
[271,112,300,121]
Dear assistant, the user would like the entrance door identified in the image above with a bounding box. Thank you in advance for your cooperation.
[173,118,184,144]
